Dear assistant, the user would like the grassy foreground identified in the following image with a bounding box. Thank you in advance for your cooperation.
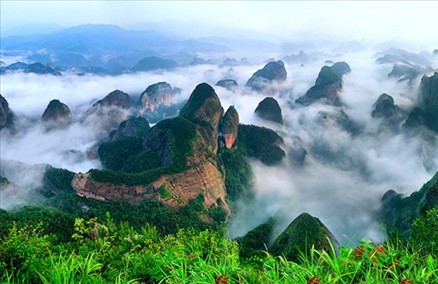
[1,211,437,284]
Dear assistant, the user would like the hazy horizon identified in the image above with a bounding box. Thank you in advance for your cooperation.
[2,1,438,50]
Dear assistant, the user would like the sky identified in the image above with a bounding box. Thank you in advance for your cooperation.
[1,1,438,46]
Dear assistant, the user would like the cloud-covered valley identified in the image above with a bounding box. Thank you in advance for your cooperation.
[1,47,438,244]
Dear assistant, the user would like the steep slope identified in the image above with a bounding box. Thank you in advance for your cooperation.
[295,62,351,106]
[180,82,224,154]
[42,99,71,129]
[270,213,338,261]
[254,97,283,124]
[0,94,15,131]
[381,170,438,237]
[73,83,227,213]
[139,82,175,112]
[246,60,287,92]
[404,73,438,132]
[219,106,239,149]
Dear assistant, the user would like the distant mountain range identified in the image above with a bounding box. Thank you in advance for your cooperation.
[0,24,234,74]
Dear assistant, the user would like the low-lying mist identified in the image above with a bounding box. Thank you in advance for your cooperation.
[1,47,437,244]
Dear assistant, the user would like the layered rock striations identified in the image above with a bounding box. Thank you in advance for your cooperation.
[139,82,175,113]
[73,83,229,213]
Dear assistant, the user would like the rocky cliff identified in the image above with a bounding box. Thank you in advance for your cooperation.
[371,93,403,132]
[73,83,228,214]
[139,82,175,112]
[0,94,15,131]
[85,89,132,133]
[254,97,283,124]
[42,99,72,129]
[180,83,224,154]
[381,170,438,237]
[219,106,239,149]
[404,73,438,132]
[246,60,287,92]
[295,62,351,106]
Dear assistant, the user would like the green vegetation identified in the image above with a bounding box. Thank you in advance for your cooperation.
[92,116,197,185]
[1,212,437,283]
[179,83,218,122]
[316,66,340,85]
[381,170,438,238]
[237,124,285,165]
[98,137,146,171]
[218,146,253,202]
[44,167,75,191]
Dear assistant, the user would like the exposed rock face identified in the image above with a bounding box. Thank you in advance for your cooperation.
[404,73,438,132]
[85,90,132,133]
[42,99,72,129]
[381,170,438,238]
[246,60,287,92]
[219,106,239,149]
[72,160,227,210]
[372,94,397,118]
[180,83,224,154]
[388,63,428,83]
[139,82,174,112]
[131,56,178,72]
[216,79,238,91]
[254,97,283,124]
[72,173,157,203]
[372,94,403,132]
[93,89,131,109]
[0,94,15,131]
[74,83,229,215]
[419,72,438,114]
[110,117,150,141]
[270,212,338,261]
[330,61,351,78]
[295,62,351,106]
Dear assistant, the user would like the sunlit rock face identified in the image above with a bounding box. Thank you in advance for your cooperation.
[139,82,175,113]
[220,106,239,149]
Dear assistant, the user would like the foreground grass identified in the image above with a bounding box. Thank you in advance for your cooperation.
[1,215,437,283]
